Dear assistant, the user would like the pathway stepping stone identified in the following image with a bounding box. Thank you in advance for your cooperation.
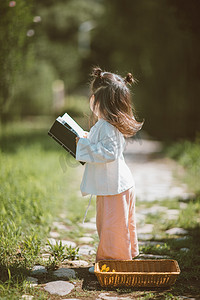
[180,247,190,253]
[124,140,192,202]
[59,213,67,219]
[53,268,76,279]
[135,212,146,224]
[47,238,76,248]
[52,221,69,231]
[79,236,94,243]
[31,265,47,275]
[79,222,96,230]
[49,231,60,238]
[21,295,34,300]
[26,276,38,287]
[167,209,180,215]
[166,214,179,220]
[175,236,190,242]
[139,241,165,246]
[62,240,77,248]
[138,254,169,259]
[137,224,154,234]
[69,260,89,267]
[179,202,188,209]
[98,292,132,300]
[138,233,153,241]
[165,209,180,220]
[78,245,96,255]
[138,206,168,215]
[165,227,188,235]
[41,253,51,261]
[90,217,96,223]
[44,280,74,296]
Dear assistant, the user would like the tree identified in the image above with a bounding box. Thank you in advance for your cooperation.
[0,0,32,120]
[88,0,200,139]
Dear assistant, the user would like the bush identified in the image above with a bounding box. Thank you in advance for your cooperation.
[13,60,57,117]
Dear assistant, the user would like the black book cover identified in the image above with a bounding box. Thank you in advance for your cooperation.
[48,113,85,165]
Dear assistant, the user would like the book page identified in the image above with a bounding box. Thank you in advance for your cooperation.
[61,113,85,137]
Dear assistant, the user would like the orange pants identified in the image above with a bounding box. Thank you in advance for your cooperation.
[96,187,139,262]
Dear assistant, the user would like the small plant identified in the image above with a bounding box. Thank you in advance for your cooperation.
[47,240,79,267]
[140,243,170,256]
[65,245,79,261]
[47,240,66,264]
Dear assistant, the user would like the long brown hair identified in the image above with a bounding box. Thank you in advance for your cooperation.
[90,67,144,137]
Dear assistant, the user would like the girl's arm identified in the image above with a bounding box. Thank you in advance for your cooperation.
[76,126,121,163]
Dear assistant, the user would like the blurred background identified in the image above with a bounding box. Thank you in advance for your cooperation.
[0,0,200,140]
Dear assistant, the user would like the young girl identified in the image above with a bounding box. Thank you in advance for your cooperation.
[76,67,144,272]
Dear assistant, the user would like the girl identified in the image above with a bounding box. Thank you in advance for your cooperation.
[76,67,144,272]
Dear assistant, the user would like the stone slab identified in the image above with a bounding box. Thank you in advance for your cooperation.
[53,268,76,279]
[44,280,74,296]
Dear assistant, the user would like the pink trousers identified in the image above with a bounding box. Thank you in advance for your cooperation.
[96,187,139,262]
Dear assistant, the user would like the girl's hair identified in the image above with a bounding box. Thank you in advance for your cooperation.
[90,67,144,137]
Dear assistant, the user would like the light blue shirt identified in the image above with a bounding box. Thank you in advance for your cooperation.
[76,119,135,196]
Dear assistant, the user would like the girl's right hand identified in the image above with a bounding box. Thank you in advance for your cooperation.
[76,132,88,145]
[76,137,80,145]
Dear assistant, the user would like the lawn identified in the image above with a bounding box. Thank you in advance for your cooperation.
[0,119,95,299]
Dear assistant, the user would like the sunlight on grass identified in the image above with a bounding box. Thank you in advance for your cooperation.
[0,121,89,277]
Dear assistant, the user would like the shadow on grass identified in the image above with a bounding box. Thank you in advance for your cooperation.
[0,263,30,283]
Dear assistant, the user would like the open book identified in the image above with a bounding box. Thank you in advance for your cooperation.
[48,113,86,165]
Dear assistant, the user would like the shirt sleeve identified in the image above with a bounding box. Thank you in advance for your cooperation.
[76,123,121,163]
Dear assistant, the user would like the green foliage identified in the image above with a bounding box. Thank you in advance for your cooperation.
[0,0,33,115]
[34,0,103,91]
[13,60,57,116]
[62,95,90,117]
[47,240,79,267]
[0,121,77,271]
[47,240,66,264]
[164,135,200,192]
[65,245,80,261]
[89,0,200,139]
[140,243,170,256]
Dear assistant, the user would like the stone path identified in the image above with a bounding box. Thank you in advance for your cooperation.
[124,138,193,202]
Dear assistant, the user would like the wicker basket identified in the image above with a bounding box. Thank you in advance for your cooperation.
[94,259,180,288]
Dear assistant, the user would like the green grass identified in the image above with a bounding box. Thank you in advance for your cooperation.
[0,120,95,299]
[163,135,200,193]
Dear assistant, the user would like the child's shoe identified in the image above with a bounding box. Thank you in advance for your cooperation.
[89,266,94,274]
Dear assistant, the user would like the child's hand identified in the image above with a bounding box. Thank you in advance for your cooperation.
[76,137,80,145]
[83,131,88,138]
[76,132,88,145]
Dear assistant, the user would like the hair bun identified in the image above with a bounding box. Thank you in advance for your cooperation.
[92,67,102,78]
[124,73,134,85]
